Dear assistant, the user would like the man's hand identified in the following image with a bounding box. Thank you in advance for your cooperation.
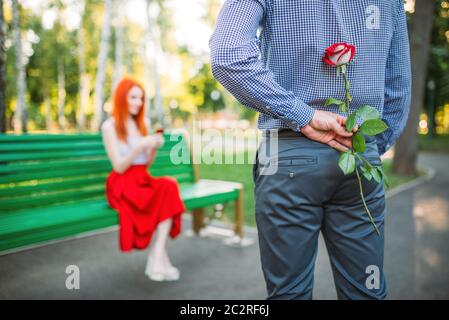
[300,110,358,152]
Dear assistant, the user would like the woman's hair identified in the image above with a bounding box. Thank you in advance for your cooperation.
[112,77,148,142]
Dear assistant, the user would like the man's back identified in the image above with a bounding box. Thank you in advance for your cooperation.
[209,0,411,155]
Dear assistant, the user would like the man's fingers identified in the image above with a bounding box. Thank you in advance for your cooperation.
[336,115,347,125]
[331,122,353,137]
[327,139,349,152]
[335,135,353,149]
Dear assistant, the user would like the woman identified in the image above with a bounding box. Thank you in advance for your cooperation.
[102,77,186,282]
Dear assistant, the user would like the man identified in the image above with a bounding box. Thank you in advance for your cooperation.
[209,0,411,299]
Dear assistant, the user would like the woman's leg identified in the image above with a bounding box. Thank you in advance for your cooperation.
[146,218,177,273]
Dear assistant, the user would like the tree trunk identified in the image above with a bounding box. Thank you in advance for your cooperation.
[0,0,6,133]
[145,0,165,128]
[93,0,113,131]
[144,0,153,127]
[12,0,27,133]
[77,23,90,132]
[45,94,52,130]
[76,0,89,132]
[111,1,124,97]
[57,58,67,131]
[392,0,436,175]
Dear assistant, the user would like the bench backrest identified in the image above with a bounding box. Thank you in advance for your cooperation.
[0,132,195,213]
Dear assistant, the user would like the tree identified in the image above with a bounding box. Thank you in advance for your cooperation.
[0,0,6,133]
[54,0,67,131]
[426,0,449,136]
[11,0,27,133]
[110,0,124,97]
[77,0,89,131]
[392,0,436,176]
[93,0,113,131]
[145,0,165,128]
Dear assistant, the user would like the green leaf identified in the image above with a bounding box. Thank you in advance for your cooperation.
[338,152,356,175]
[324,97,345,107]
[370,166,382,183]
[336,66,341,77]
[378,166,390,188]
[360,165,372,181]
[364,159,373,170]
[360,119,388,136]
[340,103,349,113]
[353,133,366,153]
[356,105,380,121]
[345,112,357,131]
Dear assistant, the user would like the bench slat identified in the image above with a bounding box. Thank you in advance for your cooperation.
[0,137,182,153]
[0,164,112,184]
[0,149,107,162]
[0,146,189,163]
[0,134,102,143]
[0,188,105,212]
[0,158,109,174]
[0,215,118,252]
[0,175,108,198]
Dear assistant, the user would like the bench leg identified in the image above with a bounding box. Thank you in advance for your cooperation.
[234,188,244,239]
[192,208,205,235]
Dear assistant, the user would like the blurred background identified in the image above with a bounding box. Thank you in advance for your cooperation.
[0,0,254,133]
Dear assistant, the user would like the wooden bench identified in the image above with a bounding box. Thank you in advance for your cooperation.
[0,132,244,253]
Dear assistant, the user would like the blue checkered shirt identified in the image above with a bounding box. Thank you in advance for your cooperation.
[209,0,411,155]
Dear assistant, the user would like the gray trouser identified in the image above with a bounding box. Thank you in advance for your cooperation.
[253,130,387,300]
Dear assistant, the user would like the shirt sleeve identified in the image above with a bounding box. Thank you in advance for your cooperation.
[376,0,412,156]
[209,0,316,131]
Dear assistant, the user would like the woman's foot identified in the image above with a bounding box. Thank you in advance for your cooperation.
[145,250,166,281]
[145,249,180,281]
[160,249,179,280]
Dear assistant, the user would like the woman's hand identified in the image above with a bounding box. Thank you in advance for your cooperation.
[138,134,164,150]
[137,136,157,151]
[154,133,165,148]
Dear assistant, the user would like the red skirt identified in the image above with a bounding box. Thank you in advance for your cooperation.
[105,164,186,252]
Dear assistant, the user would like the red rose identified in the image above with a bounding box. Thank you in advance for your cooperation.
[323,43,356,67]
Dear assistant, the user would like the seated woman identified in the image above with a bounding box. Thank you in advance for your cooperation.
[101,77,186,282]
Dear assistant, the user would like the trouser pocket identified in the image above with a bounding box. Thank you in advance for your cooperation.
[252,149,259,184]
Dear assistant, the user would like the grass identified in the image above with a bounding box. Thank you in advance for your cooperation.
[418,134,449,153]
[198,150,417,228]
[198,151,256,228]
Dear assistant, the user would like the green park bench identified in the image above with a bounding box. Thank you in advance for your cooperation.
[0,132,244,253]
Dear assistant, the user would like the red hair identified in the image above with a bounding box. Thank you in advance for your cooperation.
[112,78,148,142]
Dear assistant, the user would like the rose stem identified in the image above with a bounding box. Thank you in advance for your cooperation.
[355,164,381,235]
[342,65,350,113]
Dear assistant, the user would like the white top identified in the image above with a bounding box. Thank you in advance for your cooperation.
[111,118,149,165]
[118,135,149,165]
